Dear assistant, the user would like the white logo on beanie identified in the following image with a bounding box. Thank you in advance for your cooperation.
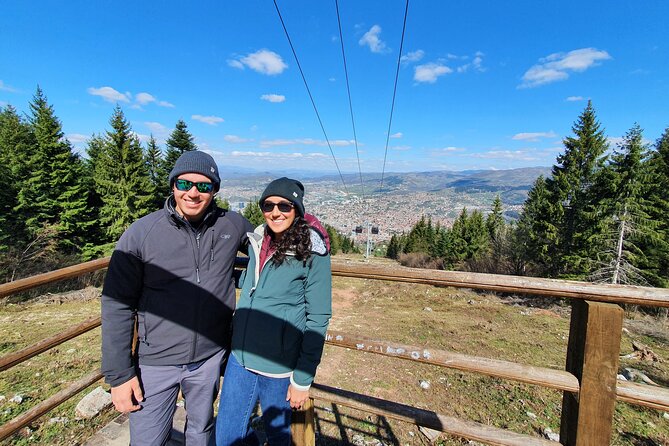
[210,167,215,173]
[292,192,298,197]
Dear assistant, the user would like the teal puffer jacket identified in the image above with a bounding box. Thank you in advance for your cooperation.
[231,224,332,388]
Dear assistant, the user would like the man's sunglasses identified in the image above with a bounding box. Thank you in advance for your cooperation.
[260,201,294,213]
[174,179,214,193]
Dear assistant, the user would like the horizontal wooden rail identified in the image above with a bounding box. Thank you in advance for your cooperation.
[3,257,668,309]
[325,331,669,412]
[0,316,101,372]
[0,257,110,299]
[616,381,669,411]
[331,261,669,308]
[325,331,580,392]
[0,370,103,442]
[311,383,559,446]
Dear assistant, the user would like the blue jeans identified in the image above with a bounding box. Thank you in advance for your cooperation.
[215,353,292,446]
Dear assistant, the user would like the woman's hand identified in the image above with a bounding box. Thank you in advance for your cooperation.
[286,384,310,410]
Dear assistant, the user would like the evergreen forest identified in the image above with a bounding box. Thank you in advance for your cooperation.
[1,88,667,288]
[387,102,669,288]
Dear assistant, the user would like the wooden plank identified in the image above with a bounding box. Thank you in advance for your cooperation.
[0,317,101,372]
[616,380,669,411]
[331,261,669,308]
[311,383,559,446]
[0,257,110,298]
[2,257,667,308]
[0,370,103,442]
[291,398,315,446]
[325,331,579,392]
[560,301,623,446]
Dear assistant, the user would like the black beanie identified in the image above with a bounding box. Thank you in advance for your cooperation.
[259,177,305,216]
[168,151,221,191]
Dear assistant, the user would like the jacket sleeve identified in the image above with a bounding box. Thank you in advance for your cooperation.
[101,230,144,387]
[291,253,332,388]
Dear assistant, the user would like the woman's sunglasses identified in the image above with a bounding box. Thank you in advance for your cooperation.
[261,201,294,213]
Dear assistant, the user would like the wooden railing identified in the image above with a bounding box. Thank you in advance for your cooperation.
[1,257,669,445]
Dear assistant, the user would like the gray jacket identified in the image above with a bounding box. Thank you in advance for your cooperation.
[101,197,252,387]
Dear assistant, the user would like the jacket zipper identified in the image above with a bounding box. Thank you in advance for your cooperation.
[190,229,203,363]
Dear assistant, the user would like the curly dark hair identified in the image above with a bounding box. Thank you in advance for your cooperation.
[270,216,312,265]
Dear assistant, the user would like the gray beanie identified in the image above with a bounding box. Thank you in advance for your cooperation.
[168,151,220,191]
[259,177,305,216]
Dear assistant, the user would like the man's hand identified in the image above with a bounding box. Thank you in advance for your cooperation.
[286,385,309,410]
[111,376,144,413]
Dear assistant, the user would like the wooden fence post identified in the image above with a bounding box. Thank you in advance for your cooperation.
[560,300,623,445]
[291,398,315,446]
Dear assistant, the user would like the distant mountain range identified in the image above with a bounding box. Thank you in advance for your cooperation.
[220,166,552,205]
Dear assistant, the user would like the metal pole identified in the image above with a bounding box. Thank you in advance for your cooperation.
[365,221,371,258]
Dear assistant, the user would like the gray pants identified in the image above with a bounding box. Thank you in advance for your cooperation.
[129,349,225,446]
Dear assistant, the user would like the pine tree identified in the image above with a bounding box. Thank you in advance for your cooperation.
[242,201,264,227]
[145,135,168,208]
[486,195,507,273]
[163,119,196,174]
[545,101,609,277]
[0,162,15,251]
[404,216,435,254]
[515,176,558,275]
[0,105,34,245]
[647,127,669,284]
[16,87,90,250]
[589,124,665,285]
[324,224,341,255]
[93,106,154,241]
[486,195,504,238]
[215,196,230,210]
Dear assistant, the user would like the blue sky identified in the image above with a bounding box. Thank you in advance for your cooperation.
[1,1,667,173]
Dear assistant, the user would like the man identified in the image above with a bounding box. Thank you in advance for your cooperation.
[101,150,253,446]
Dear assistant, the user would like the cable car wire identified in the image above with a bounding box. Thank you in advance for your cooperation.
[272,0,349,195]
[334,0,365,203]
[379,0,410,194]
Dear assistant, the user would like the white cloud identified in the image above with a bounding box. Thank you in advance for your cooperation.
[259,138,355,148]
[144,122,169,135]
[224,135,251,144]
[391,145,411,151]
[359,25,389,53]
[135,92,156,105]
[414,63,452,83]
[260,94,286,103]
[400,50,424,64]
[231,151,329,160]
[0,80,17,93]
[520,48,612,88]
[227,59,245,70]
[390,132,403,139]
[192,115,224,126]
[87,86,131,103]
[456,51,486,73]
[472,150,540,161]
[566,96,585,102]
[158,100,175,108]
[432,146,466,155]
[512,131,557,142]
[66,133,90,144]
[230,49,288,75]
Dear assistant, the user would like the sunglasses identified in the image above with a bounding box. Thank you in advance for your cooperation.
[261,200,294,213]
[174,179,214,193]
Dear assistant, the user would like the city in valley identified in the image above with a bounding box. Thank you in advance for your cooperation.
[217,167,547,245]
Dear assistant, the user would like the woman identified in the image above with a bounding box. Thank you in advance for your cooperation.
[216,177,332,446]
